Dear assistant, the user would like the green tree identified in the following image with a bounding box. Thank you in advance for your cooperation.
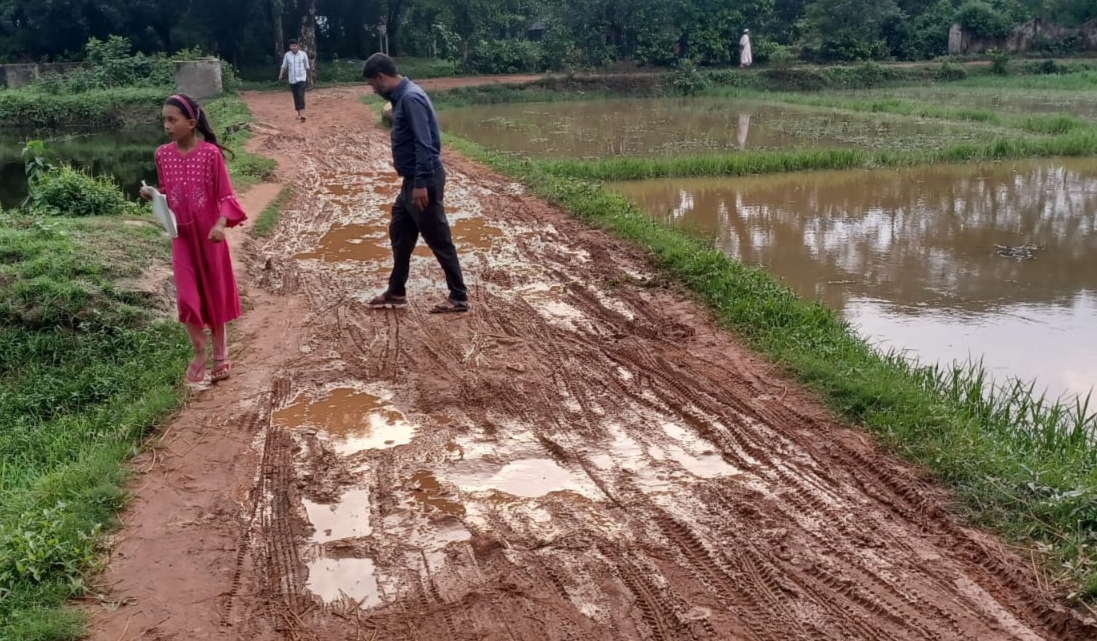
[799,0,906,61]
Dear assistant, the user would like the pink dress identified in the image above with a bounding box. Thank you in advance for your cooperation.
[155,140,248,327]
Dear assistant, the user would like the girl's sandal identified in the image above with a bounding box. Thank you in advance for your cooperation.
[185,358,206,383]
[211,359,232,383]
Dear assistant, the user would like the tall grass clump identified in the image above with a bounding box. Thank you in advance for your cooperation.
[447,133,1097,600]
[530,132,1097,181]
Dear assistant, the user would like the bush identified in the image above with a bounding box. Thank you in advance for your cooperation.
[28,36,237,94]
[935,61,968,80]
[466,39,545,74]
[989,48,1010,75]
[27,166,133,218]
[0,88,164,130]
[956,1,1014,40]
[1031,34,1082,57]
[766,44,796,70]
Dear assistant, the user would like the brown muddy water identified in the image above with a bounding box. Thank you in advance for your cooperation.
[438,98,992,159]
[611,159,1097,401]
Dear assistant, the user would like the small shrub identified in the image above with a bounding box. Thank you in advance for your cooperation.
[0,502,100,595]
[28,166,132,218]
[989,48,1010,75]
[22,141,55,186]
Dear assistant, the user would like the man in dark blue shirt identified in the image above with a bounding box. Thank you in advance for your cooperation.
[362,53,469,313]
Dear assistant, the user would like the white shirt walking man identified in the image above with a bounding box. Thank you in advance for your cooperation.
[278,39,311,121]
[739,29,753,68]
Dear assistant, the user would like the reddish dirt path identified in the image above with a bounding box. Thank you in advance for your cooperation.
[86,86,1097,641]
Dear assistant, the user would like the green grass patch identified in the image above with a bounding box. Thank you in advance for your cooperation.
[253,185,295,237]
[0,87,166,131]
[0,212,190,640]
[204,97,276,188]
[447,134,1097,601]
[528,133,1097,181]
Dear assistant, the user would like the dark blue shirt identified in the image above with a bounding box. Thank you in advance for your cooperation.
[389,77,443,189]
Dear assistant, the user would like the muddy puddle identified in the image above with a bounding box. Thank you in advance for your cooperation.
[438,97,994,159]
[612,159,1097,401]
[291,170,507,280]
[274,387,417,454]
[305,557,381,605]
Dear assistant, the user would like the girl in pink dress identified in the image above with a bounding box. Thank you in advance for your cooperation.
[142,94,248,383]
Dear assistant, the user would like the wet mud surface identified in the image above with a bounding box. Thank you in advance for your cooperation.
[86,85,1097,640]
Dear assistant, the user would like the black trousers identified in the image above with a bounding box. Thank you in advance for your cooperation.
[290,82,306,111]
[387,170,468,301]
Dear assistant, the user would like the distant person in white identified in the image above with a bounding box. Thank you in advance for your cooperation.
[278,39,311,121]
[739,29,753,68]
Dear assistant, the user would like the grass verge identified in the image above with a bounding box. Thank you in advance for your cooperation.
[253,185,295,237]
[0,94,271,641]
[0,213,190,640]
[204,97,276,188]
[447,134,1097,601]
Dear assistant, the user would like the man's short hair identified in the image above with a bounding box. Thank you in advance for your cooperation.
[288,39,298,46]
[363,53,398,79]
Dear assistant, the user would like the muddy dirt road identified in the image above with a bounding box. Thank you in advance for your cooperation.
[87,85,1096,641]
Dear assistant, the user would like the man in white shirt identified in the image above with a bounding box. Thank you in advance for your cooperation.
[278,39,311,121]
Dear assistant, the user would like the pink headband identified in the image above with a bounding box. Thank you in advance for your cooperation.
[170,94,198,120]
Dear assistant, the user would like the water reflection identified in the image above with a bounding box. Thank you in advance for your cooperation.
[0,130,162,208]
[612,159,1097,400]
[439,99,984,160]
[737,113,750,150]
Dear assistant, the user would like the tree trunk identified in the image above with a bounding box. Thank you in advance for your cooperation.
[386,0,405,56]
[299,0,318,72]
[152,21,173,52]
[271,0,285,60]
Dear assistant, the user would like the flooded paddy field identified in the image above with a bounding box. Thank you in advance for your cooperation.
[852,86,1097,121]
[437,97,1002,159]
[611,159,1097,401]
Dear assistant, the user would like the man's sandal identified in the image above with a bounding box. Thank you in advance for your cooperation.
[430,298,469,314]
[368,292,408,309]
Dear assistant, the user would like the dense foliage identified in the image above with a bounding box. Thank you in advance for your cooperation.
[1,0,1096,70]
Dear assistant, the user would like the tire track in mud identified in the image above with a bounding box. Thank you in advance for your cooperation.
[235,98,1097,641]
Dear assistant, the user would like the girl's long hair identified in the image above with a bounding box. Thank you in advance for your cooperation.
[165,94,235,159]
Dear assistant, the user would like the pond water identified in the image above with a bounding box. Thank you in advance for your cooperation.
[438,98,992,159]
[0,129,164,208]
[611,159,1097,402]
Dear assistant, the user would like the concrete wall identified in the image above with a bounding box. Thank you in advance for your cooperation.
[173,59,223,100]
[949,19,1097,55]
[0,62,83,89]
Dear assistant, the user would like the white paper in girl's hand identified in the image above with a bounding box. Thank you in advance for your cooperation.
[142,180,178,238]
